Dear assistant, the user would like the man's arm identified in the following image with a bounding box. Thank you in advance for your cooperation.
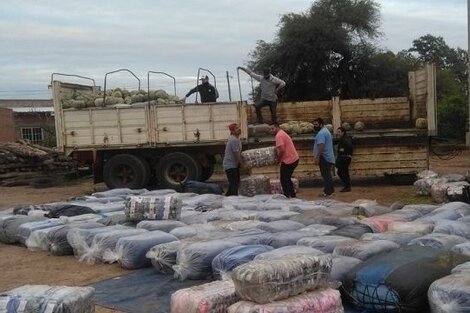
[185,85,199,98]
[314,143,325,164]
[272,76,286,93]
[238,66,262,82]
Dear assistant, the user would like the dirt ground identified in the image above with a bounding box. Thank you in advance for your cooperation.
[0,149,468,313]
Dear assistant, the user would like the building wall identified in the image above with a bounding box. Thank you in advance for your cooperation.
[0,99,52,108]
[14,112,55,146]
[0,108,15,142]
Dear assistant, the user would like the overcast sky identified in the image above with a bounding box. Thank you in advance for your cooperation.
[0,0,467,101]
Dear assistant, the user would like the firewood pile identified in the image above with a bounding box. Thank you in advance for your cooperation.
[0,140,75,187]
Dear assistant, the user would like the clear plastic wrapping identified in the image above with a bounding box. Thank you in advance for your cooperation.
[17,218,64,245]
[232,254,332,304]
[408,233,467,250]
[388,221,434,235]
[0,215,47,244]
[433,220,470,240]
[241,146,277,169]
[47,222,105,256]
[451,242,470,256]
[146,240,183,274]
[136,220,187,232]
[239,175,272,197]
[428,273,470,313]
[257,220,305,232]
[254,245,324,260]
[297,235,358,253]
[125,195,182,222]
[330,255,362,282]
[360,232,421,246]
[332,239,400,261]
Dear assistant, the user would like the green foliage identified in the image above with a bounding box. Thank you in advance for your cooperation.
[437,93,468,141]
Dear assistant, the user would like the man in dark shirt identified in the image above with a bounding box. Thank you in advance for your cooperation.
[184,75,219,103]
[335,126,353,192]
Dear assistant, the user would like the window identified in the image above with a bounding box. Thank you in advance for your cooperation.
[21,127,44,144]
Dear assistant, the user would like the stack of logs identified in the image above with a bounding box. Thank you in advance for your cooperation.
[0,140,74,186]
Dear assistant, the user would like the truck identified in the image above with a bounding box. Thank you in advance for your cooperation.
[50,65,436,189]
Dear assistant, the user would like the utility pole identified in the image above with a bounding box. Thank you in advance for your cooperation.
[468,0,470,145]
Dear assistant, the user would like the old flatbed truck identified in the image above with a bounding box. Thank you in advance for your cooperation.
[51,65,436,189]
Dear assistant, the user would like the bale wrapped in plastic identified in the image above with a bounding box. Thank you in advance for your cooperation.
[182,194,225,211]
[102,230,178,269]
[80,201,125,214]
[401,204,439,215]
[212,245,274,279]
[433,220,470,240]
[388,221,434,235]
[125,195,182,222]
[0,284,95,313]
[227,287,343,313]
[447,183,470,203]
[384,208,424,222]
[342,246,470,313]
[255,210,298,222]
[232,254,332,303]
[17,218,64,245]
[458,215,470,223]
[44,203,96,218]
[92,188,148,198]
[171,280,240,313]
[330,255,362,282]
[428,273,470,313]
[352,204,393,217]
[0,215,47,244]
[208,209,259,222]
[269,178,299,195]
[298,223,337,235]
[264,230,324,248]
[414,178,445,196]
[408,233,467,251]
[229,199,264,211]
[173,239,241,280]
[136,220,187,232]
[417,201,470,223]
[179,210,225,225]
[292,213,359,227]
[183,180,223,195]
[451,242,470,256]
[297,235,358,254]
[147,240,183,274]
[239,175,272,197]
[97,212,131,226]
[26,224,67,251]
[360,232,421,246]
[417,170,439,180]
[79,228,148,264]
[333,240,399,261]
[288,203,327,213]
[257,220,305,232]
[47,222,105,255]
[452,261,470,274]
[169,224,221,240]
[431,180,450,203]
[361,215,407,233]
[329,223,374,239]
[58,213,102,223]
[220,220,268,231]
[241,146,277,169]
[223,229,272,246]
[254,245,324,261]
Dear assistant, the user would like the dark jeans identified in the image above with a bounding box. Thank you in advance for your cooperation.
[319,156,335,195]
[280,159,299,198]
[225,167,240,196]
[255,99,277,124]
[336,156,352,188]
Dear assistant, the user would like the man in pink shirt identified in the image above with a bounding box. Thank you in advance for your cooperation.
[269,123,299,198]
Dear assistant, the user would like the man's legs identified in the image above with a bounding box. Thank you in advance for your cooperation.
[225,167,240,196]
[280,159,299,198]
[336,156,351,190]
[268,100,277,124]
[319,156,334,195]
[254,100,269,124]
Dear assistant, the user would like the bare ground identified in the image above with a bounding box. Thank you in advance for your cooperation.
[0,149,468,313]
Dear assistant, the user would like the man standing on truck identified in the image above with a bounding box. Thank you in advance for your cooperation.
[223,123,242,196]
[238,66,285,124]
[184,75,219,103]
[270,122,299,198]
[313,118,335,197]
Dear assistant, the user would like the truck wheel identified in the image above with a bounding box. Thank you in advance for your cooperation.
[156,152,201,189]
[200,155,216,181]
[103,154,150,189]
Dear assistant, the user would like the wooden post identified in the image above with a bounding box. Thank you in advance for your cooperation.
[426,64,437,136]
[408,71,417,121]
[332,96,341,131]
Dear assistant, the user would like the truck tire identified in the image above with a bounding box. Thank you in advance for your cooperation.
[156,152,201,189]
[103,154,150,189]
[200,155,216,181]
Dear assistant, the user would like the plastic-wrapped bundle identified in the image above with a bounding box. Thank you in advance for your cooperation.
[179,210,224,225]
[125,195,182,222]
[171,280,240,313]
[342,246,470,313]
[408,233,467,250]
[288,203,327,213]
[418,201,470,223]
[401,204,438,215]
[79,201,125,214]
[136,220,187,232]
[417,170,439,180]
[447,183,470,203]
[102,230,178,269]
[223,229,272,246]
[26,224,68,251]
[17,218,64,245]
[333,240,399,261]
[47,222,105,255]
[182,194,224,210]
[44,203,97,218]
[451,242,470,256]
[212,245,274,279]
[220,220,268,231]
[298,224,337,235]
[97,212,131,226]
[78,228,147,263]
[442,173,466,182]
[361,215,406,233]
[292,213,359,228]
[352,204,392,217]
[0,284,95,313]
[0,215,47,244]
[173,239,241,280]
[330,255,362,282]
[241,146,277,169]
[239,175,272,197]
[58,213,102,223]
[388,221,434,235]
[384,208,424,222]
[329,223,373,239]
[92,187,148,198]
[264,230,324,248]
[428,273,470,313]
[142,189,178,196]
[254,245,324,260]
[255,210,298,222]
[360,232,421,246]
[257,220,305,232]
[182,180,223,195]
[209,209,259,222]
[297,236,358,253]
[147,240,184,273]
[433,220,470,240]
[431,180,450,203]
[452,261,470,274]
[269,178,299,195]
[169,224,221,240]
[230,199,265,211]
[228,288,343,313]
[414,178,446,196]
[232,254,332,303]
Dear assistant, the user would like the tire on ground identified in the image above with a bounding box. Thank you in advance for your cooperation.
[200,155,216,181]
[156,152,201,189]
[103,154,150,189]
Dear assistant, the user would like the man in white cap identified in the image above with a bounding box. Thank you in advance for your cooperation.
[184,75,219,103]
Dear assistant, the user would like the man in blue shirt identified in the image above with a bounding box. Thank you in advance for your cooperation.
[313,118,335,196]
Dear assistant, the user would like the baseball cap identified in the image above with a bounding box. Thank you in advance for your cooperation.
[199,75,209,81]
